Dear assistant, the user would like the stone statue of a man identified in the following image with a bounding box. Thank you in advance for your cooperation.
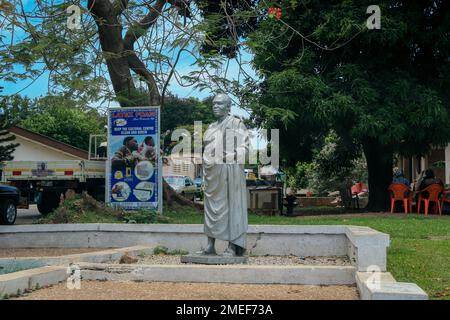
[201,93,249,257]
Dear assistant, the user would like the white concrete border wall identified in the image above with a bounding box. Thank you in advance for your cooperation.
[80,263,357,285]
[0,225,429,300]
[0,224,389,272]
[356,272,428,300]
[345,226,390,271]
[0,266,67,296]
[0,246,153,274]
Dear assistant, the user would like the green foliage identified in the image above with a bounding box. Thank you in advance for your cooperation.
[285,161,313,190]
[0,88,19,161]
[161,94,216,133]
[152,246,188,256]
[161,94,216,154]
[18,95,105,150]
[246,0,450,208]
[0,2,105,104]
[0,129,19,161]
[285,131,367,197]
[0,94,36,126]
[196,0,259,58]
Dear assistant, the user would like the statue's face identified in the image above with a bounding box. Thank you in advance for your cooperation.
[212,94,230,118]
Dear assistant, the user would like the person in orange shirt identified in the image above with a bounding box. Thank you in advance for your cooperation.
[351,182,368,197]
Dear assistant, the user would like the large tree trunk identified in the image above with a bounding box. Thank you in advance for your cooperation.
[163,180,203,210]
[87,0,199,209]
[362,138,393,212]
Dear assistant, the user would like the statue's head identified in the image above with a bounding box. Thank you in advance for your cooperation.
[212,93,231,119]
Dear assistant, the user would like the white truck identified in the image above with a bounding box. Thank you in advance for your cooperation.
[1,160,105,214]
[1,135,106,217]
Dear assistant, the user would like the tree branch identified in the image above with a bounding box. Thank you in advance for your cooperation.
[123,0,166,51]
[127,51,161,105]
[88,0,115,18]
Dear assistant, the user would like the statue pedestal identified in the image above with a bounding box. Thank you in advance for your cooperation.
[180,254,247,265]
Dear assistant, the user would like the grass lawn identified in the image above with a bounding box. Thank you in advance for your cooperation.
[164,209,450,300]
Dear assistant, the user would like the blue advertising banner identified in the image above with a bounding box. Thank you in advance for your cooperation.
[106,107,162,212]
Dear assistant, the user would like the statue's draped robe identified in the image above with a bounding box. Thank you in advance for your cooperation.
[203,115,249,249]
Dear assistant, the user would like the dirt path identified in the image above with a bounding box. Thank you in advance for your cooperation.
[16,281,359,300]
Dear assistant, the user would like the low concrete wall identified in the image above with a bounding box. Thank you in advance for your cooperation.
[79,262,357,285]
[0,224,389,272]
[356,272,428,300]
[0,246,153,275]
[345,226,390,271]
[298,197,336,207]
[0,224,430,300]
[0,266,67,296]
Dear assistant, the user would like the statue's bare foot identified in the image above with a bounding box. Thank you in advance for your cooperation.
[223,244,236,257]
[197,247,216,255]
[197,237,216,255]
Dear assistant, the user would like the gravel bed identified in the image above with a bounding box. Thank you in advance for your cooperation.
[133,254,351,266]
[15,280,359,300]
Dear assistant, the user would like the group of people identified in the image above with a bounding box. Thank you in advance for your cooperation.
[392,167,444,192]
[111,136,156,170]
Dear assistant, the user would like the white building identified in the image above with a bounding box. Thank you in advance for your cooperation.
[3,126,88,161]
[398,144,450,185]
[162,153,202,180]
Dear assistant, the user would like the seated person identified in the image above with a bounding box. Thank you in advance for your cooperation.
[391,167,410,198]
[392,167,410,186]
[416,169,444,200]
[419,169,443,190]
[351,182,368,197]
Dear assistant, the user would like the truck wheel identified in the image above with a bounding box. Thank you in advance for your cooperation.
[37,192,60,215]
[0,200,17,225]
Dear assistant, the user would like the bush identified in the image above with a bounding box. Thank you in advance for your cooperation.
[37,191,122,224]
[37,191,169,224]
[286,162,314,191]
[153,246,188,255]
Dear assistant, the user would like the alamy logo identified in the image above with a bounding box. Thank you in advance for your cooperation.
[169,121,279,169]
[66,5,81,30]
[66,264,81,290]
[366,5,381,30]
[365,265,382,290]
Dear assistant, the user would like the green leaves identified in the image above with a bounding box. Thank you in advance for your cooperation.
[245,0,450,207]
[18,95,105,150]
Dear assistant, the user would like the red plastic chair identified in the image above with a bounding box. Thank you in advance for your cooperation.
[440,189,450,213]
[417,184,443,216]
[388,183,412,214]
